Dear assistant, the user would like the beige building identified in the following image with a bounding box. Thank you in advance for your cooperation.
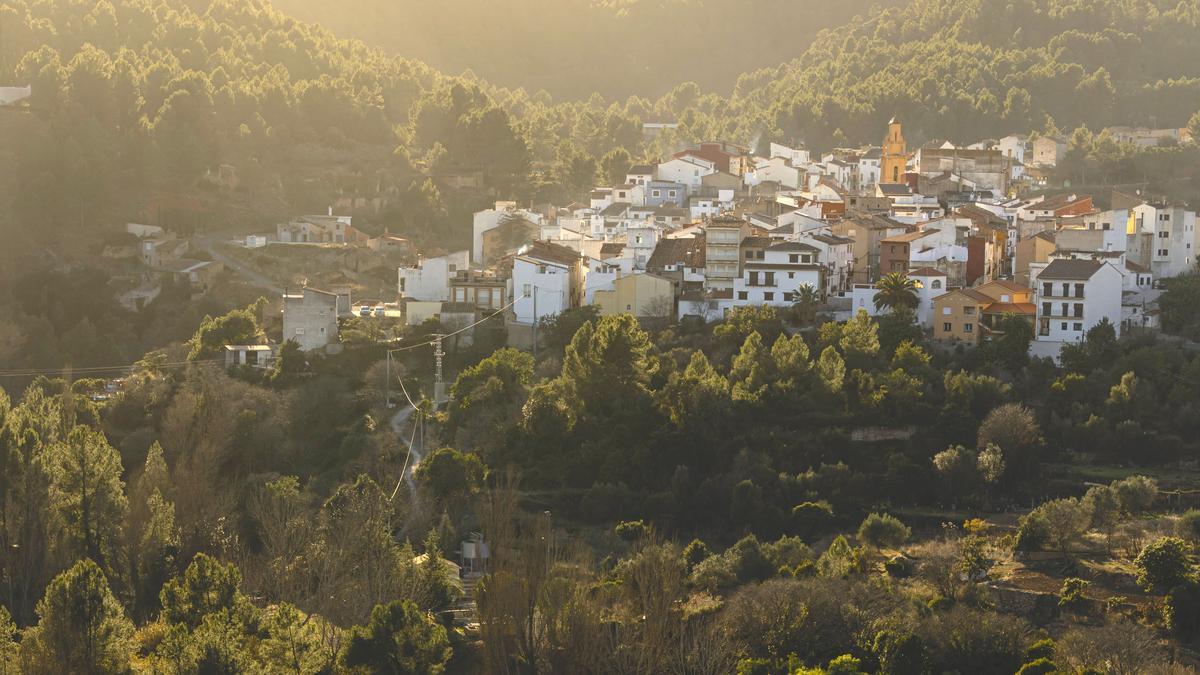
[703,216,751,290]
[933,280,1035,345]
[594,273,674,320]
[283,287,340,351]
[1014,231,1056,286]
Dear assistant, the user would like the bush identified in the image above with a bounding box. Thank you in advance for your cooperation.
[1016,657,1058,675]
[614,520,648,542]
[1025,638,1055,662]
[857,512,911,549]
[682,539,712,571]
[884,555,915,578]
[1135,537,1193,592]
[872,629,928,675]
[1113,475,1158,515]
[1014,511,1049,552]
[1165,581,1200,639]
[792,501,835,539]
[1176,509,1200,542]
[1058,578,1089,611]
[826,654,864,674]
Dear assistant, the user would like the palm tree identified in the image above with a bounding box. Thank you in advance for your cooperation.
[791,283,821,324]
[873,272,919,311]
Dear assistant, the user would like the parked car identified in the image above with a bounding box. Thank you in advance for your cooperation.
[374,306,387,317]
[359,305,372,317]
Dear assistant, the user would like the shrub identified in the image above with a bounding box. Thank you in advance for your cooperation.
[1025,638,1055,662]
[857,512,911,549]
[1112,475,1158,515]
[1134,537,1193,592]
[884,555,915,578]
[1016,657,1058,675]
[1165,581,1200,639]
[1176,509,1200,542]
[872,630,928,675]
[1014,510,1049,552]
[792,501,835,539]
[826,654,864,674]
[1058,578,1089,611]
[682,539,712,571]
[614,520,648,542]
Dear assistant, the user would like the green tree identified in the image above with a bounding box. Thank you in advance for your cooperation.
[414,447,486,505]
[187,305,263,360]
[20,559,134,675]
[0,606,18,673]
[44,425,128,572]
[817,346,846,394]
[873,272,919,311]
[338,600,452,674]
[1134,537,1193,592]
[857,512,911,549]
[260,603,333,674]
[599,146,633,185]
[160,553,252,629]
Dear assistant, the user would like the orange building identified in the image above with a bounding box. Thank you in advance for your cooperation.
[881,117,907,185]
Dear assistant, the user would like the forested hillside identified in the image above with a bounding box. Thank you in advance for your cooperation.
[710,0,1200,148]
[271,0,895,100]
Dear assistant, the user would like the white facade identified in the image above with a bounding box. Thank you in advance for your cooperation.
[398,250,470,302]
[1131,204,1197,278]
[472,202,544,264]
[998,136,1026,165]
[512,257,574,325]
[769,142,811,165]
[656,157,715,195]
[731,243,824,309]
[908,269,949,328]
[1031,258,1124,345]
[748,156,802,190]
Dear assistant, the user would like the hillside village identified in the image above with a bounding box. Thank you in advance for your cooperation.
[201,119,1198,364]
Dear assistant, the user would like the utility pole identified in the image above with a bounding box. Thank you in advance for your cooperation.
[433,334,445,407]
[531,286,538,360]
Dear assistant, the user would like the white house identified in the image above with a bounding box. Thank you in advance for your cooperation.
[731,242,824,309]
[857,147,882,191]
[1130,203,1197,278]
[1030,258,1124,345]
[799,232,855,295]
[769,142,811,165]
[748,156,802,190]
[398,250,470,302]
[907,267,949,328]
[473,201,544,264]
[656,156,716,195]
[998,135,1026,165]
[510,242,585,325]
[625,164,655,186]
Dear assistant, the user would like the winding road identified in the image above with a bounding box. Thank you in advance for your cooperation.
[197,238,284,294]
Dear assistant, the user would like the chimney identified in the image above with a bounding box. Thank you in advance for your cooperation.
[327,205,333,216]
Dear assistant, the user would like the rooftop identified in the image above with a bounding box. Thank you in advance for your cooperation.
[1038,258,1105,280]
[647,235,707,270]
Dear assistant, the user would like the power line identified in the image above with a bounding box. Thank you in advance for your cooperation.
[384,295,521,354]
[0,358,222,378]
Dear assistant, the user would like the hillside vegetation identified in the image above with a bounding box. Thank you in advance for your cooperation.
[271,0,895,100]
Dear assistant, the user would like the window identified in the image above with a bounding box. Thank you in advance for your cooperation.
[1074,283,1084,298]
[1061,302,1069,317]
[943,322,953,332]
[1042,282,1052,296]
[1061,283,1070,297]
[963,323,973,333]
[1042,302,1051,315]
[764,292,775,301]
[1061,322,1068,330]
[789,254,799,263]
[784,292,795,301]
[932,280,942,289]
[1073,304,1083,318]
[626,305,632,311]
[669,190,677,198]
[522,283,531,296]
[964,307,976,316]
[1073,322,1083,331]
[652,190,661,197]
[1001,294,1011,303]
[448,263,457,272]
[745,250,753,259]
[538,264,548,274]
[749,272,759,286]
[942,307,952,315]
[801,255,811,264]
[737,291,748,300]
[294,328,305,335]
